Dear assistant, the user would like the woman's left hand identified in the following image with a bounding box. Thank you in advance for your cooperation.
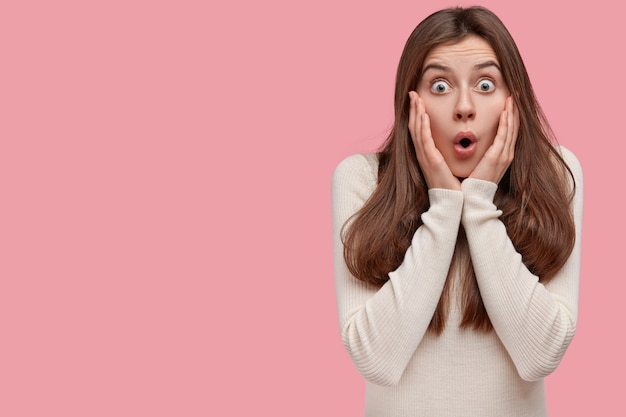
[469,96,519,184]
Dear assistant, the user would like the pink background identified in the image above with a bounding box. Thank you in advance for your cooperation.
[1,0,622,415]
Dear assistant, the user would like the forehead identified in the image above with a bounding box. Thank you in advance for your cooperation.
[423,36,499,67]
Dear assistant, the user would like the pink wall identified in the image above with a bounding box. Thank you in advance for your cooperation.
[1,0,621,415]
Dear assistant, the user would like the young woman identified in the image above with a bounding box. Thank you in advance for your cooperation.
[331,6,583,416]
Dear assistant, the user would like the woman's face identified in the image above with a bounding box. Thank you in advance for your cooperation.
[416,35,510,178]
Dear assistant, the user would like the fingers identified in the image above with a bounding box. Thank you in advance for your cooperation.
[407,91,461,190]
[505,96,519,155]
[409,92,434,153]
[408,92,431,159]
[495,97,517,158]
[408,91,418,143]
[408,91,425,156]
[491,106,509,153]
[468,97,518,184]
[499,97,518,163]
[408,91,425,146]
[421,112,436,154]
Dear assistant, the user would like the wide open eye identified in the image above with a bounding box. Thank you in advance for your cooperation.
[431,80,451,94]
[476,79,495,92]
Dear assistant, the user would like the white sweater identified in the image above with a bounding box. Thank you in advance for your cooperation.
[331,146,583,417]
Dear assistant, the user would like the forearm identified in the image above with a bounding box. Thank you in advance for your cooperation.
[461,167,583,380]
[333,155,463,385]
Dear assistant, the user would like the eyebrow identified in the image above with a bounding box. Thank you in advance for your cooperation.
[422,60,502,74]
[421,63,451,74]
[474,60,502,72]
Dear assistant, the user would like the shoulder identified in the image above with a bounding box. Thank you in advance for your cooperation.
[332,153,379,207]
[332,153,379,189]
[555,145,583,189]
[556,145,582,176]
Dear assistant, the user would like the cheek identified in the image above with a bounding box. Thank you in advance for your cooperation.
[421,101,446,136]
[483,101,506,136]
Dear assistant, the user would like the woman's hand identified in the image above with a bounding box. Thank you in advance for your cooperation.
[408,91,461,190]
[469,96,519,184]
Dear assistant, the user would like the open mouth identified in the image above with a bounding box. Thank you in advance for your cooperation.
[453,132,477,159]
[459,138,472,148]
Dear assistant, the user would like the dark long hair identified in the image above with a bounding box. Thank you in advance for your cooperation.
[342,6,576,334]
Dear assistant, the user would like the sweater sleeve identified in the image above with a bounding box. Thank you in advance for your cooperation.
[332,154,464,386]
[460,146,583,381]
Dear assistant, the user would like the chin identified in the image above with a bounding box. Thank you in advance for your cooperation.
[448,156,481,179]
[450,167,474,179]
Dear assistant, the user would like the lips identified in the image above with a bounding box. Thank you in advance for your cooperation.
[453,131,477,159]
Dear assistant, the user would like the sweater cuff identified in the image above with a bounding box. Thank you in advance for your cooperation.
[461,179,501,225]
[428,188,464,212]
[461,178,498,201]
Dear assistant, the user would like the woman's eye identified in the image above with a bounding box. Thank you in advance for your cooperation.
[431,80,450,94]
[477,79,495,92]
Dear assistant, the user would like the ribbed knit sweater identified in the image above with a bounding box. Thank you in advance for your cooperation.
[331,146,583,417]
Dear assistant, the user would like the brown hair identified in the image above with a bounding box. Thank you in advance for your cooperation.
[342,6,576,334]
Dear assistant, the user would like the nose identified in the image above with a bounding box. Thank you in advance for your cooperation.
[455,90,475,121]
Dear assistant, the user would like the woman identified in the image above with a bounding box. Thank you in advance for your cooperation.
[331,6,583,416]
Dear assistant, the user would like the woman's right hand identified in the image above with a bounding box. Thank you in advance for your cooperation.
[408,91,461,191]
